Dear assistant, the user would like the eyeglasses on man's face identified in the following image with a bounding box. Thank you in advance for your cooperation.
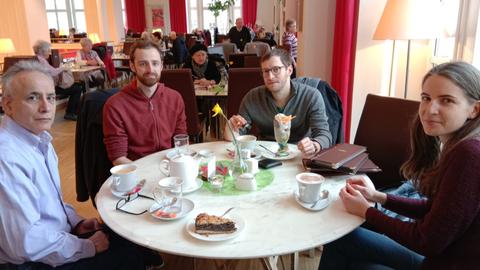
[260,66,285,77]
[115,193,154,215]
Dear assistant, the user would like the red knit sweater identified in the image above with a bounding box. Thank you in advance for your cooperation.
[103,79,187,162]
[367,138,480,270]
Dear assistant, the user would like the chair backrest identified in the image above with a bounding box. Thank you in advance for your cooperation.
[216,34,226,43]
[214,43,238,62]
[354,94,420,190]
[227,68,265,135]
[75,87,121,208]
[159,69,201,136]
[3,56,37,73]
[244,56,262,68]
[253,38,277,47]
[228,53,257,68]
[123,42,134,55]
[275,45,291,54]
[207,46,225,59]
[244,42,271,57]
[132,33,141,38]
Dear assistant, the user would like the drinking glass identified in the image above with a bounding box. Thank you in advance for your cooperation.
[173,134,189,156]
[273,119,291,157]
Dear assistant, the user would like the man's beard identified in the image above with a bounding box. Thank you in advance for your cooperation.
[137,72,160,87]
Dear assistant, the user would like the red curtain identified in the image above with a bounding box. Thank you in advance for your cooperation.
[169,0,188,33]
[125,0,146,33]
[330,0,360,142]
[242,0,257,27]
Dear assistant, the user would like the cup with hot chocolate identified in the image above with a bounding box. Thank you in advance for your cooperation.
[296,172,325,203]
[236,135,257,152]
[110,164,138,192]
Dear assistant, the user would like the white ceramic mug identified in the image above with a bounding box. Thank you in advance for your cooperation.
[296,172,325,203]
[237,135,257,152]
[153,177,183,213]
[110,164,137,192]
[159,155,201,190]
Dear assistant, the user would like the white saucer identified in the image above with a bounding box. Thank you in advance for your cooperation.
[166,149,198,160]
[293,189,331,211]
[261,145,299,160]
[110,179,144,198]
[227,147,263,159]
[149,199,195,220]
[181,178,204,194]
[186,212,245,241]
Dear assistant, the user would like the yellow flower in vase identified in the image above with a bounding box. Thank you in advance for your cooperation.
[212,103,247,178]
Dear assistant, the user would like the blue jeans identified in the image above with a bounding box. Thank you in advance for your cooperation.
[318,227,424,270]
[2,227,144,270]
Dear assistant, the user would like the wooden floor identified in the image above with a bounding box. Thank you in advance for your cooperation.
[50,107,322,270]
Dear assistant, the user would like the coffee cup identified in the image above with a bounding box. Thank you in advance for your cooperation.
[237,135,257,152]
[296,172,324,203]
[111,164,137,192]
[153,177,183,214]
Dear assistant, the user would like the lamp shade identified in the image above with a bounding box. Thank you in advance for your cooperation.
[59,30,66,36]
[374,0,448,40]
[255,19,264,26]
[89,33,101,44]
[0,38,16,54]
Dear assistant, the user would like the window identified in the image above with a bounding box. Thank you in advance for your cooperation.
[186,0,241,34]
[121,0,126,30]
[431,0,460,65]
[45,0,86,33]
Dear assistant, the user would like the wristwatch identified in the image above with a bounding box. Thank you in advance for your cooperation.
[313,142,319,154]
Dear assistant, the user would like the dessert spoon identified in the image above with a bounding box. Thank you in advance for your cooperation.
[219,207,235,218]
[310,190,329,209]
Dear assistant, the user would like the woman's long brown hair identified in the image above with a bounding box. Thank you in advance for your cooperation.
[400,62,480,199]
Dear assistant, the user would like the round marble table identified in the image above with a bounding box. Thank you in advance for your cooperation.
[97,141,369,260]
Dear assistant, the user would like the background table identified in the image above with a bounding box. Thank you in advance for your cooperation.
[97,141,369,267]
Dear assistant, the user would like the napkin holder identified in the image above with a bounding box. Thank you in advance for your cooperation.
[236,173,257,191]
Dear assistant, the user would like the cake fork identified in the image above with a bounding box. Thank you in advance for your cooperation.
[219,207,234,218]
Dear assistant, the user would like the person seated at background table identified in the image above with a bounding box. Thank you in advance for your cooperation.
[228,18,251,52]
[0,60,155,270]
[169,31,189,66]
[76,38,105,89]
[33,39,82,121]
[141,27,151,40]
[319,61,480,270]
[103,40,187,165]
[225,49,332,155]
[152,31,163,47]
[222,34,231,43]
[192,28,205,42]
[257,27,267,39]
[125,28,134,41]
[68,28,76,41]
[182,44,221,87]
[282,19,298,79]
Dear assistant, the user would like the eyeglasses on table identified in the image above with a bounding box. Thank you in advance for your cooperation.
[115,193,154,215]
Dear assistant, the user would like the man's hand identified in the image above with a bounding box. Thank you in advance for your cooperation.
[75,218,102,235]
[88,231,109,254]
[297,137,319,155]
[223,115,247,141]
[87,60,98,66]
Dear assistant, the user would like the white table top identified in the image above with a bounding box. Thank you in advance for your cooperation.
[71,65,104,73]
[195,85,228,97]
[97,141,369,259]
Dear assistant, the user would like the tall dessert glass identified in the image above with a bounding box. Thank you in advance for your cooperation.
[273,118,291,157]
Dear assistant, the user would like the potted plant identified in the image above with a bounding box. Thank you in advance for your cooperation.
[208,0,235,17]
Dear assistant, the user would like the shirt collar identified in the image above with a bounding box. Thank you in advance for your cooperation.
[1,115,53,148]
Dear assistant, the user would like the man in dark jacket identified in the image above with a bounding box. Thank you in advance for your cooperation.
[228,18,251,52]
[169,31,189,65]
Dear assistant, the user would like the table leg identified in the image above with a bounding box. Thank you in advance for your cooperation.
[213,259,240,270]
[290,252,299,270]
[259,258,273,270]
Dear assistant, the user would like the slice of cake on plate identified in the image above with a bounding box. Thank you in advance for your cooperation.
[195,213,237,235]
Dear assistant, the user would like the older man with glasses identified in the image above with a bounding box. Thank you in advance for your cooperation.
[224,49,332,155]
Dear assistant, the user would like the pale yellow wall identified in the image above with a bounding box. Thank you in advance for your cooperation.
[0,0,32,60]
[84,0,101,39]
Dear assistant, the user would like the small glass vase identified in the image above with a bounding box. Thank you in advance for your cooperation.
[228,143,249,180]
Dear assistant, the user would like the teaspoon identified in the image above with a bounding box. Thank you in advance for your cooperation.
[310,190,329,209]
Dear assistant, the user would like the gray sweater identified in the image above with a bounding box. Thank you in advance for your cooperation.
[238,81,332,149]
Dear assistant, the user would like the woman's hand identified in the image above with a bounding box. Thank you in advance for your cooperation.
[339,183,371,218]
[98,62,105,67]
[87,60,98,66]
[346,176,386,204]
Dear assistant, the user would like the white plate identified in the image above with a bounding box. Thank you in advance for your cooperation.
[110,179,144,198]
[149,198,195,220]
[186,212,246,241]
[181,178,204,194]
[166,149,198,160]
[293,189,331,211]
[260,144,300,160]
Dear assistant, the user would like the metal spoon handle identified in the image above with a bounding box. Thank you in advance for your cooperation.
[260,145,279,157]
[219,207,234,218]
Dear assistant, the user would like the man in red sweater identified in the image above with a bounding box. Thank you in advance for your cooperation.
[103,40,187,165]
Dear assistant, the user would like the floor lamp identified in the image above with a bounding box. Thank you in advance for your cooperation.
[0,38,16,57]
[373,0,448,99]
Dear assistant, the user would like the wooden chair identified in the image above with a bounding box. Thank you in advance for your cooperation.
[160,69,207,142]
[244,56,262,68]
[227,68,265,135]
[3,55,37,73]
[228,53,257,68]
[207,46,225,59]
[354,94,420,190]
[122,42,134,55]
[213,43,238,62]
[275,45,291,54]
[244,42,271,57]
